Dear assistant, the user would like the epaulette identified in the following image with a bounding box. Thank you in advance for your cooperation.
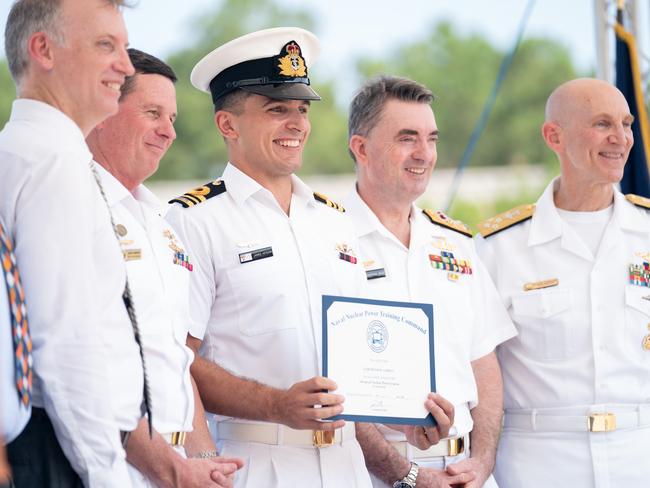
[422,209,472,238]
[313,191,345,212]
[478,203,535,238]
[168,179,226,208]
[626,194,650,210]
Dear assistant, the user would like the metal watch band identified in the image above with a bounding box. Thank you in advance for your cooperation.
[393,461,419,487]
[406,461,419,485]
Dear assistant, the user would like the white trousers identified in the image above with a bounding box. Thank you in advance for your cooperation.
[219,438,372,488]
[495,426,650,488]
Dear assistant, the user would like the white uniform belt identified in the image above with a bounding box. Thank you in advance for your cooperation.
[216,421,355,447]
[504,405,650,433]
[161,431,189,446]
[391,435,470,459]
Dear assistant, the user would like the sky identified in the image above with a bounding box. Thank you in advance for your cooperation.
[1,0,648,102]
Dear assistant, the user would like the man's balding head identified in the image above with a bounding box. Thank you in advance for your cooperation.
[545,78,630,127]
[542,77,634,189]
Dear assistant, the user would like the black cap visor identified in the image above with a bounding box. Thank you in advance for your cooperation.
[241,82,321,101]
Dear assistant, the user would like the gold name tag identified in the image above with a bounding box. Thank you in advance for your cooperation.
[523,278,559,291]
[123,249,142,261]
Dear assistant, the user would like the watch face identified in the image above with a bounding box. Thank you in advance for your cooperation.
[392,483,413,488]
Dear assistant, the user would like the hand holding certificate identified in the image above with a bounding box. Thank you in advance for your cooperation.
[322,295,436,426]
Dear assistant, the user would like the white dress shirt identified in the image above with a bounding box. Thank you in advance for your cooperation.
[344,190,515,486]
[0,99,143,486]
[476,178,650,488]
[0,220,30,442]
[95,164,195,436]
[166,163,372,488]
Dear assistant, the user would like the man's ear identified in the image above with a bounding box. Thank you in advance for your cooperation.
[542,121,562,151]
[349,134,368,166]
[215,110,238,140]
[27,31,56,71]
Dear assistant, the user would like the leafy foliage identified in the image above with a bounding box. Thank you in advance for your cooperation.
[0,2,581,185]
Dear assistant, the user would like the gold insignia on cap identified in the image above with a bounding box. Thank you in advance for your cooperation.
[626,194,650,210]
[478,204,535,238]
[277,41,307,77]
[422,209,472,238]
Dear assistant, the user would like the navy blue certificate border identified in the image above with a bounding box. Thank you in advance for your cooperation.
[322,295,436,426]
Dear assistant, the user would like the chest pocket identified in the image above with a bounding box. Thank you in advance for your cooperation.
[510,287,574,361]
[225,246,301,336]
[624,286,650,360]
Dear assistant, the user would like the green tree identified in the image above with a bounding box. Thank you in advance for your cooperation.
[0,59,16,128]
[356,22,578,172]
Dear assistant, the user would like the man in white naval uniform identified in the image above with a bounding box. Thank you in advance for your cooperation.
[87,48,243,488]
[166,28,376,487]
[476,78,650,488]
[345,76,516,488]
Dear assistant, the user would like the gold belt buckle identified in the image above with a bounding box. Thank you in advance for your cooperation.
[170,431,187,446]
[313,429,335,447]
[448,437,465,456]
[588,413,616,432]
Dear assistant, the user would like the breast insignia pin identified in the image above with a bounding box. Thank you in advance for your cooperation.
[643,324,650,351]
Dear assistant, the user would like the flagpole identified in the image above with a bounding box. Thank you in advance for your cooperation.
[595,0,612,81]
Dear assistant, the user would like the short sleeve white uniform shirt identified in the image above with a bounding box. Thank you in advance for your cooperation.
[166,163,372,488]
[476,178,650,488]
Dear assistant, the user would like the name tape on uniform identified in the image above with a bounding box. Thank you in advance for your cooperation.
[239,246,273,264]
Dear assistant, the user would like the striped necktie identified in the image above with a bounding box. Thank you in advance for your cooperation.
[89,162,153,436]
[0,221,32,408]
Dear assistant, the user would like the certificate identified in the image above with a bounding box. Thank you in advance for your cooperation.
[322,295,435,426]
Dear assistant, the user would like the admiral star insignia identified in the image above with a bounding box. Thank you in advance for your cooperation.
[478,204,535,238]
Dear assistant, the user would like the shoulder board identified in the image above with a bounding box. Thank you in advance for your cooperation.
[168,179,226,208]
[313,191,345,212]
[422,209,472,237]
[478,203,535,238]
[626,193,650,210]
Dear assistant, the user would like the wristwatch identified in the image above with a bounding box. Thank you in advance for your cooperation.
[392,462,419,488]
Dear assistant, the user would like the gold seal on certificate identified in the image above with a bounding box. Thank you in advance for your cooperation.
[322,295,436,426]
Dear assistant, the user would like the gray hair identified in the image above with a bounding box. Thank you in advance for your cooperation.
[348,75,434,161]
[4,0,129,84]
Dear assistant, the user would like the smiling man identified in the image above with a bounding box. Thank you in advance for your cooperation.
[0,0,147,486]
[476,78,650,487]
[344,76,516,488]
[165,28,373,487]
[87,48,243,488]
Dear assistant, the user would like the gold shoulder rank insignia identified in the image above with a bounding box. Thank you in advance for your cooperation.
[626,194,650,210]
[168,179,226,208]
[478,203,535,238]
[314,192,345,212]
[422,209,472,238]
